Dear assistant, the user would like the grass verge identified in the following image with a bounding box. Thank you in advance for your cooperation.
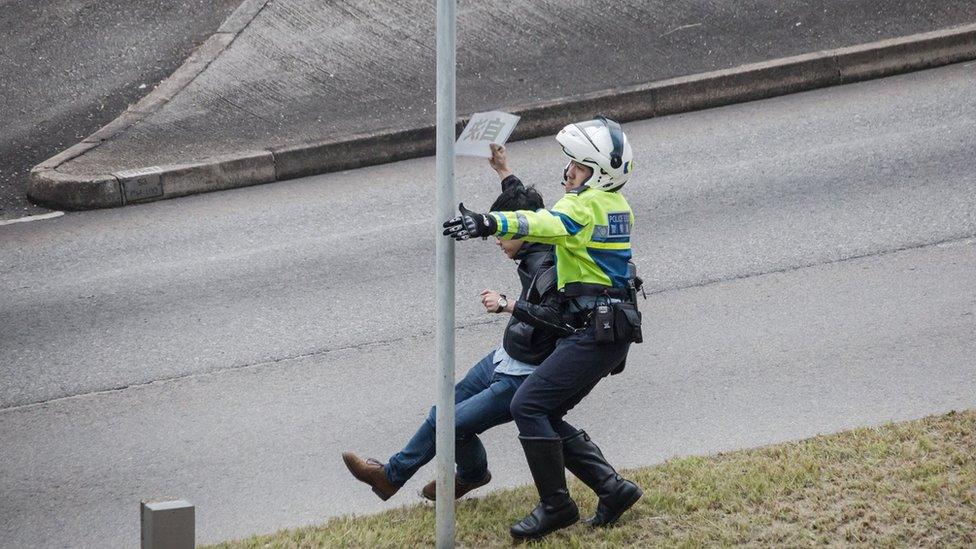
[208,410,975,548]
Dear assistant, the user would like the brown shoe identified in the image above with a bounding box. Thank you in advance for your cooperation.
[421,470,492,501]
[342,452,400,501]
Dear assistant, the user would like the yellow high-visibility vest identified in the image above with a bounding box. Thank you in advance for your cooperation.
[491,185,634,291]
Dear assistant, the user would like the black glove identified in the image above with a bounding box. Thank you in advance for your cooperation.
[442,202,498,241]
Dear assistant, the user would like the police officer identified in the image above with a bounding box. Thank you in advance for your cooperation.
[342,177,572,503]
[443,117,642,540]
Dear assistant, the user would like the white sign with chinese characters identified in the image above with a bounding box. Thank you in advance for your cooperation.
[454,111,520,158]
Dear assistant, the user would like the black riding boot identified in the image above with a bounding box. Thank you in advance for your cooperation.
[562,430,642,527]
[510,436,580,540]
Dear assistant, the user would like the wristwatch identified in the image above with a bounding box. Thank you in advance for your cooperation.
[496,294,508,313]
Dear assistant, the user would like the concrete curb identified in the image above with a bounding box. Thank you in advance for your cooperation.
[27,0,271,210]
[28,22,976,210]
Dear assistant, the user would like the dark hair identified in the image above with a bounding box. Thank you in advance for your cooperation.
[490,183,544,212]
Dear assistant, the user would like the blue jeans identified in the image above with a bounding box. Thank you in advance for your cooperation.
[385,350,526,487]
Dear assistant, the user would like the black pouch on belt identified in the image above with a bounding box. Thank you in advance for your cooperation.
[593,302,615,344]
[612,302,643,344]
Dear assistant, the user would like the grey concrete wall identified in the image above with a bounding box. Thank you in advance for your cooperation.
[29,0,976,207]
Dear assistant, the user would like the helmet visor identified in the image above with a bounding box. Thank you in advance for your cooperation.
[580,117,624,168]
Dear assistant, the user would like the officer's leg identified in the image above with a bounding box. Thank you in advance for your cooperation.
[544,375,603,439]
[511,329,628,438]
[562,428,643,527]
[510,334,600,438]
[507,336,592,540]
[551,420,582,439]
[509,330,630,539]
[535,350,641,527]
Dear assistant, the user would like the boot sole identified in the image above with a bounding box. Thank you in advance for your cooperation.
[510,511,580,542]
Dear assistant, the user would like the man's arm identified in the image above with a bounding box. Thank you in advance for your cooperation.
[489,143,513,181]
[500,174,523,194]
[511,266,574,337]
[481,289,514,314]
[483,275,572,336]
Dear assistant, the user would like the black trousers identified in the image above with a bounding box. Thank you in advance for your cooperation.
[510,322,631,438]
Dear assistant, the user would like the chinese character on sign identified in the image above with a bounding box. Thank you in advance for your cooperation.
[461,117,505,142]
[461,119,488,141]
[455,111,520,157]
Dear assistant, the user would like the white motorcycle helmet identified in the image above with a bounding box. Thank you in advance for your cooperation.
[556,116,633,191]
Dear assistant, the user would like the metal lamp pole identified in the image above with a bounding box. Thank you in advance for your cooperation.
[434,0,457,547]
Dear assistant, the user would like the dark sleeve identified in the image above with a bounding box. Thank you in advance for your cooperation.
[511,273,573,337]
[500,174,524,194]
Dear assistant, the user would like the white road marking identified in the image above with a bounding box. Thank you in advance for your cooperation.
[660,23,702,38]
[0,211,65,226]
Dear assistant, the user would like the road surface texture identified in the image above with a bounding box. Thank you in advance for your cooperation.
[0,0,240,219]
[2,62,975,547]
[45,0,976,179]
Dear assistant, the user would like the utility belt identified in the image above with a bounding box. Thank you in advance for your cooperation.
[561,282,630,300]
[560,288,643,345]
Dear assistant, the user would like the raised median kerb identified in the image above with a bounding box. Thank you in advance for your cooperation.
[27,2,976,210]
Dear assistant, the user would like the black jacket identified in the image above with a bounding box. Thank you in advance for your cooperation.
[503,242,573,365]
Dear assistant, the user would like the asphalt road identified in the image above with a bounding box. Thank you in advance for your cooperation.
[0,0,239,219]
[2,62,975,547]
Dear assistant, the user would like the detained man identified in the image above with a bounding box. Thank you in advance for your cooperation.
[341,170,572,501]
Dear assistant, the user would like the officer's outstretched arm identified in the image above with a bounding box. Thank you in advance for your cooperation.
[490,196,590,244]
[442,196,590,243]
[443,202,497,241]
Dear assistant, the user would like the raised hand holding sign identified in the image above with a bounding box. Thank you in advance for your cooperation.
[455,111,520,158]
